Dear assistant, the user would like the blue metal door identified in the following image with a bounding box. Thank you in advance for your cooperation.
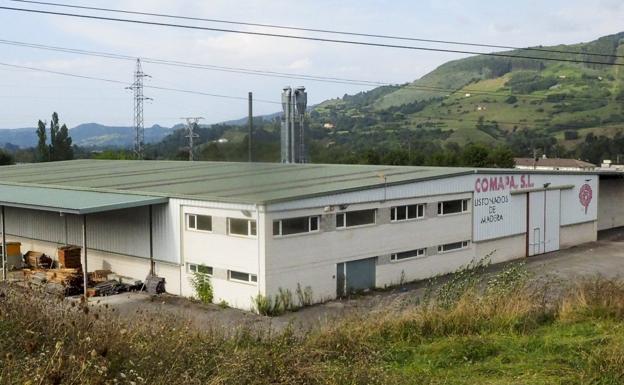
[337,257,376,296]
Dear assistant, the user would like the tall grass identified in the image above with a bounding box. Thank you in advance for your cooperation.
[2,265,624,384]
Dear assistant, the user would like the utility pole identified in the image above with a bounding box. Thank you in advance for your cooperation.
[248,92,253,162]
[126,58,151,160]
[181,117,203,161]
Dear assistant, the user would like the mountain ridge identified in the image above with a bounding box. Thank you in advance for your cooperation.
[0,123,175,149]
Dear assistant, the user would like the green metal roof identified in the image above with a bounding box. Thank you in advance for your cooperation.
[0,184,168,214]
[0,160,475,204]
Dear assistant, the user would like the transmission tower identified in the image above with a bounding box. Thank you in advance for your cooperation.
[126,58,151,159]
[181,117,203,161]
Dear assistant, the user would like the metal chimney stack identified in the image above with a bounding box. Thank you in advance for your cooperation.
[280,86,308,163]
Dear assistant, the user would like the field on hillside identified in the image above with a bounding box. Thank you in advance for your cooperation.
[2,262,624,385]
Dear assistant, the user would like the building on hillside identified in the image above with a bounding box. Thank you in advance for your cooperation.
[0,160,621,310]
[600,160,624,171]
[514,156,596,171]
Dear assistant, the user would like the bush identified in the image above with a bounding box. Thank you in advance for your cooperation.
[252,293,276,316]
[296,283,314,307]
[0,149,14,166]
[564,130,579,140]
[190,267,213,304]
[505,95,518,104]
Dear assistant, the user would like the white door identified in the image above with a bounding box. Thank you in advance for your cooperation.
[528,190,561,256]
[544,190,561,253]
[528,191,545,256]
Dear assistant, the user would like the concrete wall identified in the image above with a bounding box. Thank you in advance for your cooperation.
[376,245,474,288]
[264,192,473,303]
[560,221,597,248]
[475,234,526,264]
[598,178,624,231]
[179,204,261,310]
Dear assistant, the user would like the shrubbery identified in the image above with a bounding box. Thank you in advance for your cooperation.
[190,267,213,304]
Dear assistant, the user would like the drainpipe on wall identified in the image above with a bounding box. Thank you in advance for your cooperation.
[256,204,261,300]
[1,206,6,281]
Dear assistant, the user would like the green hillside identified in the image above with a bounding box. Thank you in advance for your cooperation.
[146,32,624,166]
[314,32,624,147]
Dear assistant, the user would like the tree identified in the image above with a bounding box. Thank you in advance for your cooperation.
[35,112,73,162]
[93,150,134,160]
[49,112,59,161]
[0,149,14,165]
[487,146,516,168]
[36,120,48,162]
[54,122,74,161]
[461,143,490,167]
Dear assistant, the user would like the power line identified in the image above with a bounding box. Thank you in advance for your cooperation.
[8,0,624,60]
[0,39,617,104]
[0,39,383,87]
[0,58,614,132]
[2,6,624,67]
[0,61,281,104]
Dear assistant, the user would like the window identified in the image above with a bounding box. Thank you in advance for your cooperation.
[438,241,470,253]
[273,215,320,236]
[187,263,213,276]
[229,218,257,237]
[391,204,425,222]
[437,199,470,215]
[391,248,426,261]
[229,270,258,283]
[187,214,212,231]
[336,209,376,228]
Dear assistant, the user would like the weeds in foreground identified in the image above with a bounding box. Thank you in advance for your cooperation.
[252,285,314,316]
[2,271,624,384]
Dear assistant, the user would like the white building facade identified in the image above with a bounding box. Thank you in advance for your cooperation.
[0,163,606,311]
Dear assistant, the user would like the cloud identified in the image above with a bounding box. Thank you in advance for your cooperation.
[3,0,624,127]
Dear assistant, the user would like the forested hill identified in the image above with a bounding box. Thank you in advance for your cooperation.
[147,32,624,166]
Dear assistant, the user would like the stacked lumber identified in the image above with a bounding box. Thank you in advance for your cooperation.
[23,251,52,269]
[89,269,112,284]
[23,268,83,288]
[46,268,83,287]
[57,246,82,269]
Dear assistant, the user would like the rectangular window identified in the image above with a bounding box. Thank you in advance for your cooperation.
[273,216,321,236]
[187,263,213,276]
[438,240,470,253]
[310,216,319,231]
[391,204,425,222]
[391,248,426,261]
[437,199,470,215]
[228,218,257,237]
[336,209,376,228]
[187,214,212,231]
[336,213,345,228]
[229,270,258,284]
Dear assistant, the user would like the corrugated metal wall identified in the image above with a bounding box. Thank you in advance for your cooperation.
[4,204,178,264]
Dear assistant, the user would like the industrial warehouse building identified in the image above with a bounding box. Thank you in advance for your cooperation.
[0,160,620,310]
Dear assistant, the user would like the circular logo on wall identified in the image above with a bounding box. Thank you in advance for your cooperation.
[579,183,593,214]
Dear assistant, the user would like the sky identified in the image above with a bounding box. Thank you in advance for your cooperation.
[1,0,624,129]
